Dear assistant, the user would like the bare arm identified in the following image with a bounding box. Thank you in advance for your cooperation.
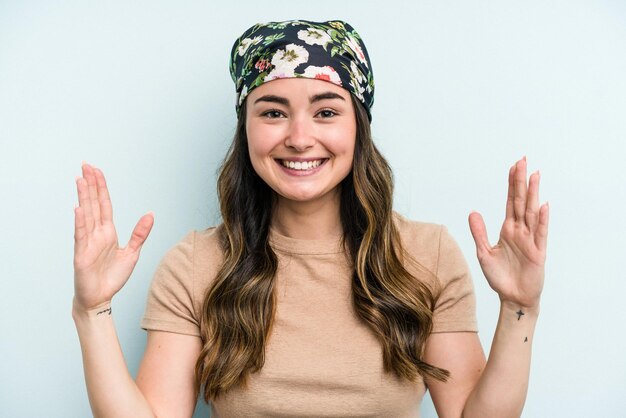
[73,303,201,418]
[73,301,156,418]
[426,157,549,417]
[423,332,485,417]
[424,303,539,418]
[136,331,202,417]
[463,303,539,417]
[73,163,197,417]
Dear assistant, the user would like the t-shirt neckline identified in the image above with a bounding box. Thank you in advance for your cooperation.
[268,227,345,255]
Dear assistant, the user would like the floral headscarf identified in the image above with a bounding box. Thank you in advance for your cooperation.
[229,20,375,120]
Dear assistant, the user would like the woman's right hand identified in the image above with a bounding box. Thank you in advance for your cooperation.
[73,163,154,314]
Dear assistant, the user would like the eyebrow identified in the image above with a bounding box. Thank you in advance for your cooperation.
[311,92,346,103]
[253,91,346,105]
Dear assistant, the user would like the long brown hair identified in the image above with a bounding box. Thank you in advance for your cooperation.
[195,95,449,401]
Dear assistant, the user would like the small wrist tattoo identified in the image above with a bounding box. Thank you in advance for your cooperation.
[96,307,112,316]
[524,336,528,343]
[516,309,525,320]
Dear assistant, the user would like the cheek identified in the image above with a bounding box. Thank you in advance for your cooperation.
[247,140,266,175]
[328,125,357,161]
[246,126,277,176]
[246,119,281,151]
[342,130,357,174]
[246,122,264,156]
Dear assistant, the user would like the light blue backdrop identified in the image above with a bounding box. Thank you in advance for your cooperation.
[1,1,625,416]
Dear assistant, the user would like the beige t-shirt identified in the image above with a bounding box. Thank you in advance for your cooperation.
[140,213,477,417]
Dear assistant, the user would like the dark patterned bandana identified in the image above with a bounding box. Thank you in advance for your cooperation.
[229,19,375,120]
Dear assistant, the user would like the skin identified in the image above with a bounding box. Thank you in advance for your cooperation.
[72,77,549,417]
[245,78,357,239]
[425,157,549,417]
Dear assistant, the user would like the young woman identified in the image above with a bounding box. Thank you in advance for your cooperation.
[73,20,549,417]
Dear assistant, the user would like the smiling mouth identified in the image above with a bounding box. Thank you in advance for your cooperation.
[277,159,327,170]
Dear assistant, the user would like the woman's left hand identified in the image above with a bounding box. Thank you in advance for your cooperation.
[468,157,550,309]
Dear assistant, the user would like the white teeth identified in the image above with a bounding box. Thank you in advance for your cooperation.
[281,159,323,170]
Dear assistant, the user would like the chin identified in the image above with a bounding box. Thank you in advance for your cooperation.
[275,186,340,204]
[280,192,321,202]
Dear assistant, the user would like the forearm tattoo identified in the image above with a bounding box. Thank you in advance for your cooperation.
[516,309,525,320]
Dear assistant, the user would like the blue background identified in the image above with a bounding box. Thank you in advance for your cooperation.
[1,1,625,416]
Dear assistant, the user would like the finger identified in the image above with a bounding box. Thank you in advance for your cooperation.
[513,157,528,223]
[93,167,113,224]
[468,211,491,258]
[77,172,94,233]
[127,212,155,252]
[74,200,87,254]
[505,164,515,221]
[535,202,549,252]
[83,164,102,226]
[525,170,540,232]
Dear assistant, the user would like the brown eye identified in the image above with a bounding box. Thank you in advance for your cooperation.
[317,109,337,118]
[262,110,285,119]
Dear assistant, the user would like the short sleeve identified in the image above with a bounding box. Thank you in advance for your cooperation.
[431,225,478,333]
[140,230,201,337]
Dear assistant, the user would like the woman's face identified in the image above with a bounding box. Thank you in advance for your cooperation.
[245,78,357,205]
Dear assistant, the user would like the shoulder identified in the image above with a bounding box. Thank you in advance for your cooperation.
[185,224,225,282]
[392,211,445,271]
[394,212,459,274]
[157,225,225,318]
[193,224,224,257]
[392,211,442,243]
[157,224,225,291]
[161,225,223,266]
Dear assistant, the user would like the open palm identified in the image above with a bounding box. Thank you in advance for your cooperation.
[73,163,154,311]
[468,158,549,308]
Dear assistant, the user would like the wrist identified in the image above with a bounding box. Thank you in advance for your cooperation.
[72,297,113,321]
[500,300,540,318]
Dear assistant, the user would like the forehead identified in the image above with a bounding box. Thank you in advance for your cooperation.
[246,78,351,103]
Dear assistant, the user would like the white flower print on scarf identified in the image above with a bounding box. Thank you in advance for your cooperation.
[238,84,248,106]
[345,34,368,68]
[349,79,365,101]
[350,60,364,83]
[237,36,263,56]
[297,28,332,48]
[266,44,309,81]
[302,65,342,86]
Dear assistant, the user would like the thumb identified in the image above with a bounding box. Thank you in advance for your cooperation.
[468,211,490,257]
[127,212,155,252]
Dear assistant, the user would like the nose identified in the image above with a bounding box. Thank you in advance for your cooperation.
[284,115,315,151]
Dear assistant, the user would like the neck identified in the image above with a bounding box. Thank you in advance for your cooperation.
[272,190,343,240]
